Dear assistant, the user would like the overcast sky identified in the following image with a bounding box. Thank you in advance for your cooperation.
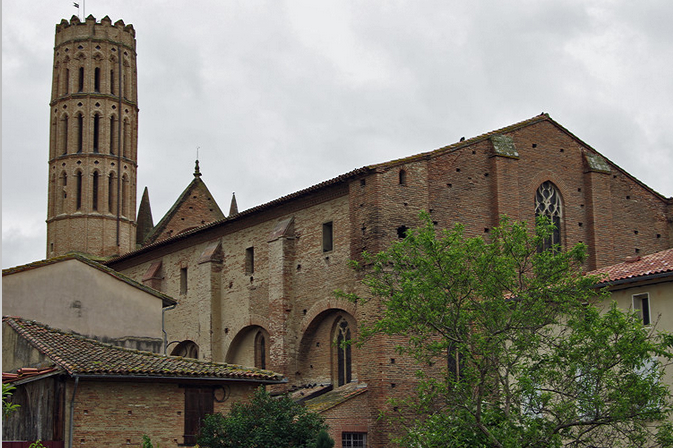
[3,0,673,269]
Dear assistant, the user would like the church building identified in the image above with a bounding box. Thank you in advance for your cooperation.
[32,14,673,448]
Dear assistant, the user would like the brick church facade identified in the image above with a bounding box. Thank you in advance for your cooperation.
[40,15,673,448]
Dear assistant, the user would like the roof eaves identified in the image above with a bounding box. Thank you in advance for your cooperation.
[369,114,551,171]
[3,316,285,382]
[544,118,671,201]
[2,253,177,307]
[106,166,372,265]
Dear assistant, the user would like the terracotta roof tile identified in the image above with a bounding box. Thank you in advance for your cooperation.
[589,248,673,284]
[3,316,284,383]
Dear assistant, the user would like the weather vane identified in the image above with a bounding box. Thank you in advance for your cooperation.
[73,1,85,20]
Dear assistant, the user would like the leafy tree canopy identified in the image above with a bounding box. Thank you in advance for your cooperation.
[197,387,332,448]
[346,213,673,448]
[2,383,20,418]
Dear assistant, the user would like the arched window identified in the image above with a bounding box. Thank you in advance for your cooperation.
[108,172,115,213]
[255,331,267,369]
[535,181,563,250]
[335,317,352,386]
[59,172,68,214]
[49,174,56,216]
[61,115,69,155]
[92,171,99,211]
[122,119,129,158]
[65,68,70,94]
[171,340,199,359]
[94,67,100,92]
[75,171,83,210]
[76,113,83,153]
[109,116,116,155]
[78,67,84,92]
[110,69,115,95]
[399,169,407,185]
[92,114,100,153]
[121,174,128,217]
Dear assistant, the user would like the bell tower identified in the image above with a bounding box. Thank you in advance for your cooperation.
[46,15,138,259]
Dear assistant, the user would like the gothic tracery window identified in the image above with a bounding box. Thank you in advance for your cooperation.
[535,181,562,250]
[335,317,352,386]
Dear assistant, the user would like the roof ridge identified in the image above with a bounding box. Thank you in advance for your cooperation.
[3,253,176,306]
[3,316,284,381]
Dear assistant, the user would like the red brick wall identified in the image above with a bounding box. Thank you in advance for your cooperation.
[110,117,672,448]
[68,379,256,448]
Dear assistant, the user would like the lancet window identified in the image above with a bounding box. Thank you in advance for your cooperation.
[534,181,563,250]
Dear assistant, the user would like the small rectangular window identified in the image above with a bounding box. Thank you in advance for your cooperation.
[323,221,333,252]
[245,247,255,274]
[633,293,651,325]
[342,432,366,448]
[180,267,188,295]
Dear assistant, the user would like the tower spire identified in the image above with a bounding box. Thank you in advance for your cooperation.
[229,192,238,216]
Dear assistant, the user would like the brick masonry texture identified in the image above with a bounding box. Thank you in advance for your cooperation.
[46,16,139,259]
[108,116,673,446]
[45,20,673,447]
[68,380,256,448]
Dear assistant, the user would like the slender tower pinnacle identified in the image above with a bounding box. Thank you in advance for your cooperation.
[46,15,138,258]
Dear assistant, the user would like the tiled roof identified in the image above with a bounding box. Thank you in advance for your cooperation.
[3,367,60,384]
[304,382,368,413]
[3,316,285,383]
[2,253,176,307]
[589,248,673,285]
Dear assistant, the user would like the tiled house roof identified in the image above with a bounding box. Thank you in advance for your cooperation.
[2,253,177,307]
[589,248,673,286]
[3,316,285,383]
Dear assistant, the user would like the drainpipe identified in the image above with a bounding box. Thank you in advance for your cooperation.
[68,376,80,448]
[162,304,177,355]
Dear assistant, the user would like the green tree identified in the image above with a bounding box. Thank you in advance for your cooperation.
[3,383,20,418]
[346,213,673,448]
[197,387,331,448]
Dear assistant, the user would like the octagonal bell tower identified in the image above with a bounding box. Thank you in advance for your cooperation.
[46,15,138,259]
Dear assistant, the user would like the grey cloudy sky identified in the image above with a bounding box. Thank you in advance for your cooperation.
[3,0,673,269]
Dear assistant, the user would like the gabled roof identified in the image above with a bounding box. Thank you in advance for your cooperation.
[107,114,672,266]
[589,248,673,286]
[144,160,225,245]
[2,252,176,307]
[3,316,285,383]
